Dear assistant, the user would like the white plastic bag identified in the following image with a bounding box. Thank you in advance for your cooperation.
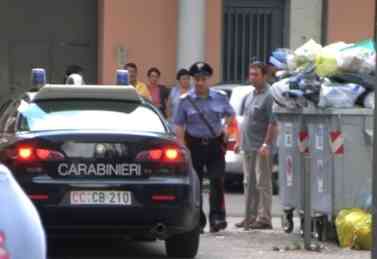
[270,78,305,109]
[364,92,375,109]
[337,47,375,75]
[288,39,322,71]
[318,81,366,108]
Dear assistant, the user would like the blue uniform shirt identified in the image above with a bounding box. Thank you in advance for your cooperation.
[174,88,235,138]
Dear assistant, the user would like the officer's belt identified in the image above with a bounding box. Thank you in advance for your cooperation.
[185,133,222,145]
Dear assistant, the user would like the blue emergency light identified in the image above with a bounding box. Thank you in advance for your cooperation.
[116,69,129,85]
[31,68,47,87]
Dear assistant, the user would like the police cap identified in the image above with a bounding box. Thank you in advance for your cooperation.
[189,62,213,77]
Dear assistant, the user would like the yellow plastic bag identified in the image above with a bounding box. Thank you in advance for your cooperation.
[315,51,338,77]
[352,214,372,250]
[315,42,348,77]
[335,208,369,248]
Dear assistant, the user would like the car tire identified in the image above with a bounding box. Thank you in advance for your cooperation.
[165,225,200,258]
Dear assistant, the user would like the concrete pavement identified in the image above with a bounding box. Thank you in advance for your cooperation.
[50,192,369,259]
[50,217,369,259]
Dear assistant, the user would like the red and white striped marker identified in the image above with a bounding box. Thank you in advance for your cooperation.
[298,131,309,154]
[330,131,344,155]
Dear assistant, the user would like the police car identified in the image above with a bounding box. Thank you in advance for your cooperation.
[0,70,201,258]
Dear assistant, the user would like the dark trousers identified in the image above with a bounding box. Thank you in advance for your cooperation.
[186,134,226,228]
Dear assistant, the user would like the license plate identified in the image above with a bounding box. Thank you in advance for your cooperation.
[70,191,132,205]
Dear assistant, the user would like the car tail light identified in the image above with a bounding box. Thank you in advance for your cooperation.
[29,194,49,200]
[152,194,176,202]
[136,147,185,163]
[0,232,9,259]
[0,232,5,247]
[0,247,9,259]
[226,117,239,151]
[227,140,237,151]
[7,144,65,162]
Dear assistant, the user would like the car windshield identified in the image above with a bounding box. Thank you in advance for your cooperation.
[17,99,166,133]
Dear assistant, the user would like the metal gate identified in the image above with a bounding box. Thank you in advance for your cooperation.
[223,0,286,83]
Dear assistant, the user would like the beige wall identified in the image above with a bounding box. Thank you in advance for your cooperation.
[98,0,178,86]
[98,0,223,86]
[289,0,322,49]
[327,0,375,43]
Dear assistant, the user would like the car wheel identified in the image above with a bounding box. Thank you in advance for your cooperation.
[165,225,200,258]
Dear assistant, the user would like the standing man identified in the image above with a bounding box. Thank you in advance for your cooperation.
[235,62,278,230]
[124,63,152,100]
[174,62,236,233]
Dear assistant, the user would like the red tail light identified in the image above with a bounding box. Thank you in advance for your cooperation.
[0,247,9,259]
[0,232,9,259]
[226,117,239,151]
[227,140,237,151]
[7,144,65,161]
[152,195,176,202]
[0,232,5,246]
[137,147,185,163]
[18,146,33,160]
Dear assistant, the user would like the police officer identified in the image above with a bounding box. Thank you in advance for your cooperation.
[174,62,236,233]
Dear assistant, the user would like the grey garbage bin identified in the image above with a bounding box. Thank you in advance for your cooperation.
[304,108,373,240]
[274,106,307,233]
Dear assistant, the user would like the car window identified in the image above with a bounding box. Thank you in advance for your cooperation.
[17,100,166,133]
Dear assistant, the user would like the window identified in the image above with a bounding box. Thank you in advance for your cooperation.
[17,100,166,133]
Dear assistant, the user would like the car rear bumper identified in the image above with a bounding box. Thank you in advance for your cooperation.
[23,177,200,239]
[39,205,199,239]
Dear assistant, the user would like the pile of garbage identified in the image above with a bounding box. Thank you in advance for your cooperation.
[335,208,372,250]
[269,39,376,109]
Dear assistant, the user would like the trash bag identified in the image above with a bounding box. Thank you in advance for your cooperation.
[352,214,372,250]
[288,39,322,71]
[335,208,369,248]
[272,48,292,63]
[287,64,321,104]
[269,56,288,70]
[318,81,365,108]
[330,72,375,91]
[271,78,306,109]
[314,42,347,77]
[363,92,375,109]
[315,50,338,77]
[337,39,376,75]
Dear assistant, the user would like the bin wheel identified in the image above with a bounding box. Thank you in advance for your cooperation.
[313,216,328,242]
[281,210,294,233]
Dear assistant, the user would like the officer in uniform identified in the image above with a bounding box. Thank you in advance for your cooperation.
[174,62,236,233]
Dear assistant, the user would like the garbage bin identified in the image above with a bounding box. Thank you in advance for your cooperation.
[274,106,308,233]
[304,108,373,239]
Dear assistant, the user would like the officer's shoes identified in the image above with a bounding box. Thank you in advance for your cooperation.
[210,220,227,233]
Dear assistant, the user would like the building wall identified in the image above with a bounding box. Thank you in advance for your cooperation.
[327,0,375,43]
[98,0,223,86]
[98,0,177,86]
[289,0,323,49]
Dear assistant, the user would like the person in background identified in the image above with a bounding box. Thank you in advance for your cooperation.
[64,65,84,84]
[166,68,192,126]
[124,63,151,100]
[234,62,278,230]
[146,67,170,117]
